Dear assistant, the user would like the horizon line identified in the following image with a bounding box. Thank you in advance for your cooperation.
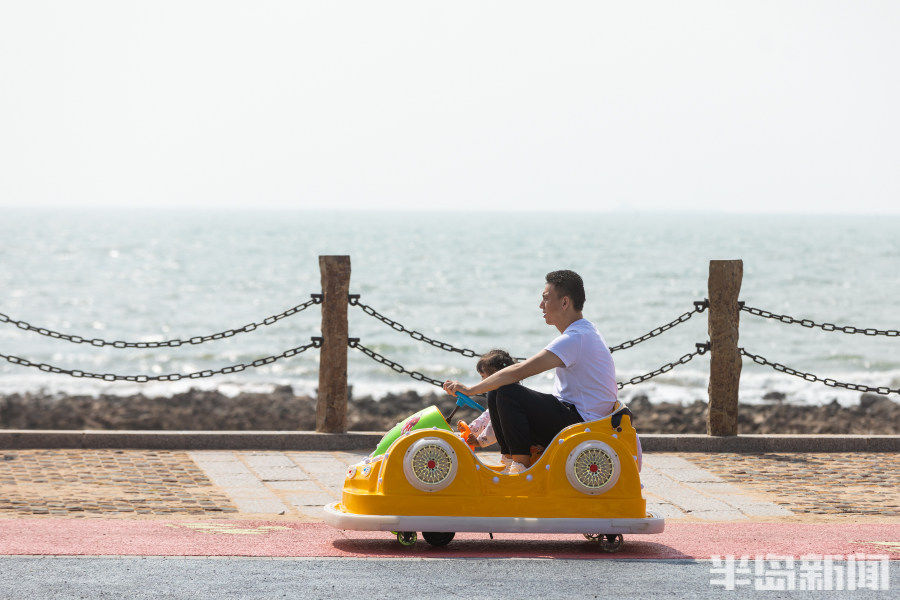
[3,205,900,216]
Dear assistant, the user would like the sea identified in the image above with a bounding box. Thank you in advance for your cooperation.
[1,208,897,407]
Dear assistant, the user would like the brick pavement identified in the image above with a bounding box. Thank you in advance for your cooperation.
[1,449,897,521]
[686,452,900,519]
[0,450,235,517]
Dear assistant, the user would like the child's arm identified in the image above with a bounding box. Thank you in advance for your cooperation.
[468,410,497,447]
[476,420,496,447]
[468,409,490,435]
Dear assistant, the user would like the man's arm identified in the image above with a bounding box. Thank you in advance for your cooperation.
[444,350,564,397]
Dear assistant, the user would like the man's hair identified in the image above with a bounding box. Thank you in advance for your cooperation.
[545,270,585,312]
[476,349,516,376]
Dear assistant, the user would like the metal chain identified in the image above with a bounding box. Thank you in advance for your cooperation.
[349,296,480,358]
[739,348,899,396]
[0,295,323,348]
[351,295,708,360]
[349,339,446,386]
[609,300,708,352]
[350,336,710,392]
[0,338,322,382]
[617,342,710,389]
[740,303,899,337]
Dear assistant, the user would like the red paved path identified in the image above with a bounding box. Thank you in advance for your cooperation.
[1,519,897,559]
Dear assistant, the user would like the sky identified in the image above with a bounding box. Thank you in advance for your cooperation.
[1,1,899,213]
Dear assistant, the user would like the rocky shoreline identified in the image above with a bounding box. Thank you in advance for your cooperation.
[0,387,896,435]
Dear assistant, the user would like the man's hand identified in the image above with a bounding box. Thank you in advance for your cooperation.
[442,380,473,397]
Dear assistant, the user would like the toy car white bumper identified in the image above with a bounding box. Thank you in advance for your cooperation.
[324,502,665,535]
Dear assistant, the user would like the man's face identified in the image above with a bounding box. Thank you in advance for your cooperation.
[540,283,566,326]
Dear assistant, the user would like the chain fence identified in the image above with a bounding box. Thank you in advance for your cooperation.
[352,295,708,360]
[0,296,322,348]
[350,337,710,392]
[739,348,899,396]
[609,300,708,352]
[3,289,896,397]
[348,338,445,387]
[616,342,709,389]
[0,338,321,383]
[740,303,899,337]
[349,295,480,358]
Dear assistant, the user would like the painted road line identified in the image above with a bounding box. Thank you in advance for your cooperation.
[1,519,897,559]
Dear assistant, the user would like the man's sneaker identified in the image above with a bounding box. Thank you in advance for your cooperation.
[501,461,527,475]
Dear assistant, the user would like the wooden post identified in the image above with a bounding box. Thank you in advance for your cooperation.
[316,255,351,433]
[707,259,742,436]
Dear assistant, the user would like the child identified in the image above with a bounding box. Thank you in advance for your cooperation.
[457,349,528,471]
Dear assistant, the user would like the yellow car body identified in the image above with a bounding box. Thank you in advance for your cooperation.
[325,407,664,539]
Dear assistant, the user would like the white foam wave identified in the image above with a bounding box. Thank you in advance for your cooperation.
[2,367,897,408]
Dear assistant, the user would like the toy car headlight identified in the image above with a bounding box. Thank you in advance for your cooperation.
[565,440,621,495]
[402,437,458,493]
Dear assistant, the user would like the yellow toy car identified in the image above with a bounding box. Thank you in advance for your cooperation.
[324,399,663,552]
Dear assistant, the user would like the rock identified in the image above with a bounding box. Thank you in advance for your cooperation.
[1,388,898,435]
[628,394,652,413]
[273,384,294,396]
[859,392,890,410]
[762,391,787,402]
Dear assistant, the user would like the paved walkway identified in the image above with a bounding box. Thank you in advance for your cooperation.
[1,449,897,522]
[2,448,898,561]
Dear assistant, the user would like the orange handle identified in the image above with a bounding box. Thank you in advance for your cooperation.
[457,421,477,451]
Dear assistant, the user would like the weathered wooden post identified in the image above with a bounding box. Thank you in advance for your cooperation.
[316,255,351,433]
[707,259,742,436]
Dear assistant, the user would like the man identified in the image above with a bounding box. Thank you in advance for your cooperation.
[443,269,617,474]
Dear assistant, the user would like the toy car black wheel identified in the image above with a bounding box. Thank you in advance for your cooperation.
[396,531,417,546]
[599,534,624,553]
[422,531,455,547]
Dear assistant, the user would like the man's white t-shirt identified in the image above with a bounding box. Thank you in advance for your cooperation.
[544,318,617,421]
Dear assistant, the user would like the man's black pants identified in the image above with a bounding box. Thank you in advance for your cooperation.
[487,383,583,455]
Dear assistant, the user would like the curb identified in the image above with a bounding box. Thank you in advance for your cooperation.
[1,430,897,452]
[638,434,898,452]
[0,430,381,451]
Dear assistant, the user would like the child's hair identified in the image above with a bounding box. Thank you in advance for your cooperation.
[476,349,516,376]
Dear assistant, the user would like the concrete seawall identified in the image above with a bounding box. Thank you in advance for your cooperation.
[1,430,896,452]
